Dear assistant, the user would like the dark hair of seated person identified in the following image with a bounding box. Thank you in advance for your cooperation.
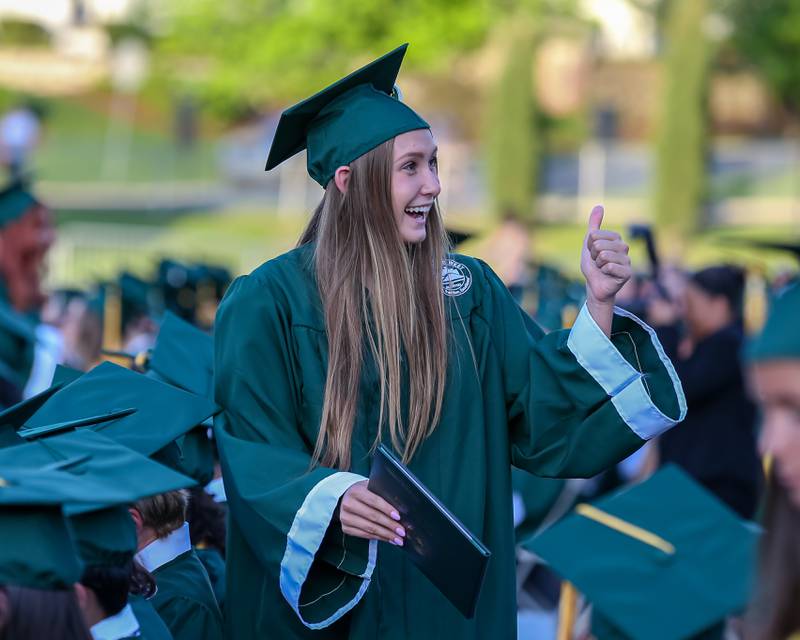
[188,485,227,556]
[129,559,156,599]
[0,584,91,640]
[80,561,132,619]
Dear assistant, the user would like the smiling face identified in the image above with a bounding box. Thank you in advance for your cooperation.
[752,360,800,507]
[391,129,441,244]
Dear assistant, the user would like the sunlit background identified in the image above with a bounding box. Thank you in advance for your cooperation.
[0,0,797,292]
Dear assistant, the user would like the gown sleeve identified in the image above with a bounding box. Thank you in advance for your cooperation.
[478,260,686,478]
[213,272,377,631]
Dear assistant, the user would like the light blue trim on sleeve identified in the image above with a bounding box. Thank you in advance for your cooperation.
[566,303,687,440]
[280,471,378,630]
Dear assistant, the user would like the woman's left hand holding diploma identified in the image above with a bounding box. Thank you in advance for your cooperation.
[338,480,406,546]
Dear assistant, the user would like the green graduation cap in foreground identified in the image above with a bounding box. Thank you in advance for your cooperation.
[0,429,197,514]
[265,43,429,187]
[148,311,214,398]
[67,505,138,570]
[528,465,759,640]
[17,361,217,456]
[0,462,160,590]
[747,282,800,361]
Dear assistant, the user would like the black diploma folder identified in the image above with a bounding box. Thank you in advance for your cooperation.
[368,444,491,618]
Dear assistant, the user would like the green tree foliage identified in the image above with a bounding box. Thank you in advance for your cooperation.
[653,0,713,239]
[155,0,494,120]
[725,0,800,114]
[154,0,578,123]
[484,15,541,221]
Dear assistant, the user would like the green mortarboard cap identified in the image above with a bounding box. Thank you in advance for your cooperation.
[51,364,84,387]
[0,462,164,590]
[0,429,196,514]
[148,311,214,398]
[173,428,215,486]
[265,43,430,187]
[528,465,759,640]
[0,177,38,228]
[67,505,138,570]
[0,380,68,448]
[747,283,800,362]
[17,361,217,456]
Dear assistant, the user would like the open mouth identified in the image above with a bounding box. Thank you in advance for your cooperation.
[405,204,431,221]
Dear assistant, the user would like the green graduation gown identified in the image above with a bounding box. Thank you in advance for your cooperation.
[129,594,174,640]
[138,524,223,640]
[214,244,686,639]
[195,546,226,612]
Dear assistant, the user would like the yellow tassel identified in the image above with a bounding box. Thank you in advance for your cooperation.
[576,503,676,555]
[556,581,578,640]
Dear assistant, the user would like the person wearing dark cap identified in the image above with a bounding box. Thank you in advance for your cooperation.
[0,461,172,640]
[649,265,762,519]
[745,283,800,639]
[0,426,203,639]
[70,507,169,640]
[213,44,686,639]
[131,490,222,640]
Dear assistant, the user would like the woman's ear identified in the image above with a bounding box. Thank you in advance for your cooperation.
[334,166,351,194]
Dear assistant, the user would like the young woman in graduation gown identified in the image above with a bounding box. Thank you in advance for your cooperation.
[213,44,686,640]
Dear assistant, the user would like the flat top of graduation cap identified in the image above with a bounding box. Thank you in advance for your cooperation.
[265,43,430,187]
[0,379,69,448]
[17,361,217,456]
[0,429,196,514]
[747,282,800,362]
[528,465,759,640]
[0,176,39,228]
[148,311,213,398]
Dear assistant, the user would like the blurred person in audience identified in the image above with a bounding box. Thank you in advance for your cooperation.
[60,295,103,371]
[648,265,762,518]
[744,283,800,640]
[131,491,222,640]
[0,178,55,403]
[0,103,41,179]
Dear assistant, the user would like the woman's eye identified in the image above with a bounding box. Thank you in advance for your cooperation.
[403,161,416,171]
[430,157,438,168]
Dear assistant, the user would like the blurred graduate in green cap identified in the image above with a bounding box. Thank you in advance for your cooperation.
[214,43,686,639]
[745,282,800,640]
[0,176,55,405]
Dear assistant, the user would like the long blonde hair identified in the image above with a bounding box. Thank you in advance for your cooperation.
[298,138,449,470]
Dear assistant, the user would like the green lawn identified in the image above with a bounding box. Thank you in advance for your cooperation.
[32,98,218,183]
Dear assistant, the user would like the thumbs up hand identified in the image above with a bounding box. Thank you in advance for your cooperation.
[580,204,631,311]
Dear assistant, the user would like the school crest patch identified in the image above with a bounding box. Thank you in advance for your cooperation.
[442,259,472,297]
